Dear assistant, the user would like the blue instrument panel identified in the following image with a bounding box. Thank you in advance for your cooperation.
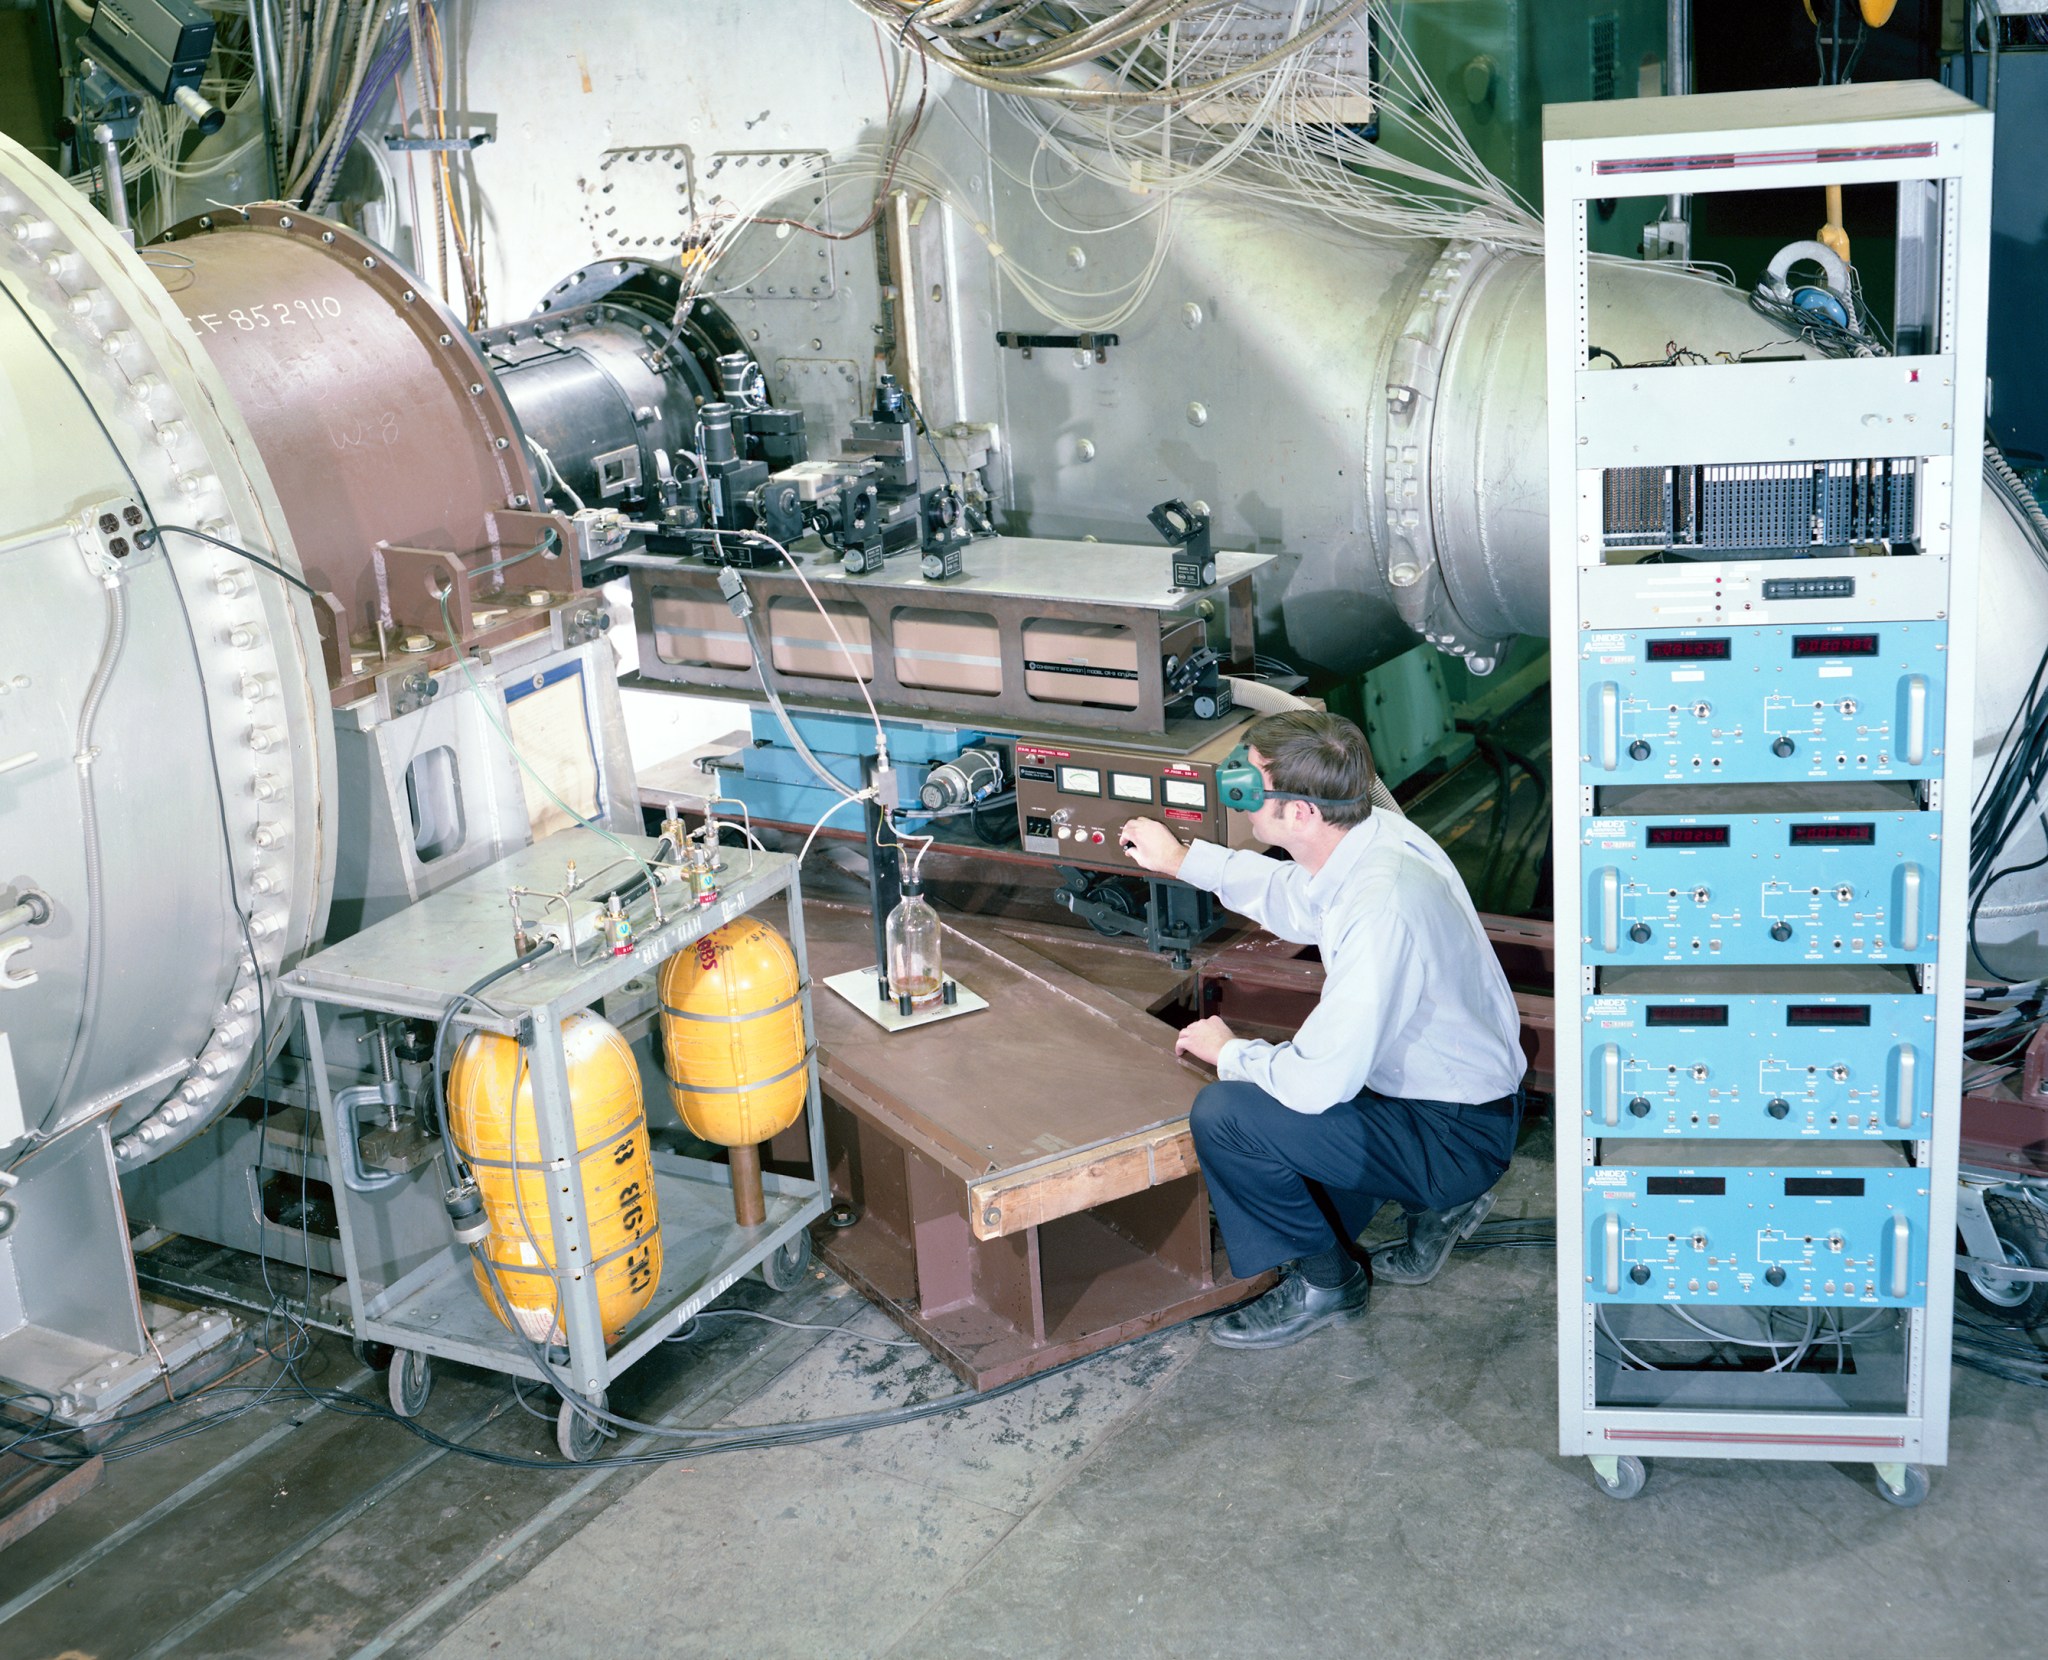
[1585,1164,1929,1307]
[1583,812,1940,965]
[1581,992,1935,1139]
[1579,623,1945,784]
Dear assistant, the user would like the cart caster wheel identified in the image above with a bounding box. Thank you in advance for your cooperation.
[1874,1463,1929,1508]
[1590,1455,1647,1501]
[759,1229,814,1292]
[557,1394,608,1463]
[353,1339,395,1373]
[826,1200,860,1230]
[387,1349,432,1417]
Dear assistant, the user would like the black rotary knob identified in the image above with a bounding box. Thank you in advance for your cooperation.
[1629,1264,1652,1285]
[1770,920,1794,942]
[1628,922,1653,944]
[1772,736,1797,758]
[1765,1265,1787,1287]
[1628,739,1652,762]
[1628,1096,1652,1118]
[1767,1097,1790,1119]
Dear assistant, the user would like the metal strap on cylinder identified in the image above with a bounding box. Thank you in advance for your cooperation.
[658,984,807,1023]
[660,1047,815,1096]
[486,1224,659,1282]
[453,1120,647,1175]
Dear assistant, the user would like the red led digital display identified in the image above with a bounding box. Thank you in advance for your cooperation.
[1645,637,1733,662]
[1645,1004,1729,1027]
[1786,1004,1872,1027]
[1646,824,1732,847]
[1792,633,1881,658]
[1789,822,1877,846]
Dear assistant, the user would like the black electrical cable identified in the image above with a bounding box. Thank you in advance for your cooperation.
[969,790,1015,846]
[429,942,559,1190]
[1483,741,1550,914]
[144,522,320,597]
[896,382,954,491]
[1472,739,1515,912]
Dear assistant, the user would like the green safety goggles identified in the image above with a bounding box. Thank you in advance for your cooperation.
[1216,745,1368,814]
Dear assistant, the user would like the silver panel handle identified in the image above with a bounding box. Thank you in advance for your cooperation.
[1598,867,1619,953]
[1896,863,1923,950]
[1890,1213,1911,1300]
[1891,1044,1917,1129]
[1902,675,1928,766]
[1598,682,1619,771]
[1598,1042,1621,1126]
[1603,1212,1622,1295]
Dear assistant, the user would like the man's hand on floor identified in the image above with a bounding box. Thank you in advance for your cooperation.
[1175,1015,1236,1067]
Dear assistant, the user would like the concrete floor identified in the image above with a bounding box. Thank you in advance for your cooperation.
[14,1118,2044,1660]
[418,1130,2048,1660]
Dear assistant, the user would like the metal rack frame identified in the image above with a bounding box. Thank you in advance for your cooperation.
[280,830,828,1408]
[1543,83,1991,1500]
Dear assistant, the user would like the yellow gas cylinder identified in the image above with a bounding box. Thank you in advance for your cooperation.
[447,1010,662,1345]
[657,917,809,1225]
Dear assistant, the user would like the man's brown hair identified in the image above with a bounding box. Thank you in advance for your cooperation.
[1244,710,1376,827]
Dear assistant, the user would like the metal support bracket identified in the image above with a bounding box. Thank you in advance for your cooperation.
[996,331,1118,363]
[1053,870,1222,969]
[383,131,494,152]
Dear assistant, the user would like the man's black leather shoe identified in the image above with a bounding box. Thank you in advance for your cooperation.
[1209,1265,1369,1349]
[1371,1190,1496,1285]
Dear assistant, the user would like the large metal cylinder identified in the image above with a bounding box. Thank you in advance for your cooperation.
[476,259,749,513]
[0,134,333,1166]
[150,206,562,704]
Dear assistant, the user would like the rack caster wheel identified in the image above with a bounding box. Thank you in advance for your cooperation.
[1589,1454,1647,1500]
[387,1348,432,1418]
[826,1200,861,1230]
[1874,1463,1929,1508]
[759,1229,814,1292]
[353,1339,395,1373]
[557,1393,608,1463]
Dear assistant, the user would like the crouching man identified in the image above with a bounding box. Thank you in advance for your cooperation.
[1120,711,1526,1349]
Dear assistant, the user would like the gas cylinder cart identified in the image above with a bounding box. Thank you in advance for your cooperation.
[279,825,827,1462]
